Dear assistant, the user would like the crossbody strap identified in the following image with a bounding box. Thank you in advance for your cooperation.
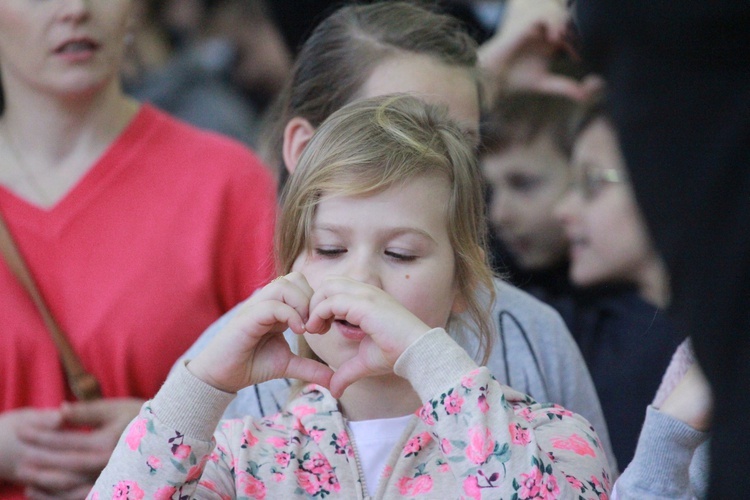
[0,210,102,401]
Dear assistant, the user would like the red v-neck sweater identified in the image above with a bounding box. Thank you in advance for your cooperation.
[0,104,276,410]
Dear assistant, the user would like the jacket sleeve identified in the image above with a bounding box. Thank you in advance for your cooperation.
[87,362,238,499]
[395,328,613,499]
[612,406,708,500]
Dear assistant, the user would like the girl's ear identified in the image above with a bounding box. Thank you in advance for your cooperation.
[283,117,316,174]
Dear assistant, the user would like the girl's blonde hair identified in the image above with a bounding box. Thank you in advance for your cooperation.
[276,94,495,366]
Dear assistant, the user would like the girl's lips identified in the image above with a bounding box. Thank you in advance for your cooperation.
[335,320,367,342]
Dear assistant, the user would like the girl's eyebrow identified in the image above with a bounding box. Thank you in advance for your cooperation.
[313,225,438,244]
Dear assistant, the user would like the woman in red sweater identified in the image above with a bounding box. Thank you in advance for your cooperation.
[0,1,276,497]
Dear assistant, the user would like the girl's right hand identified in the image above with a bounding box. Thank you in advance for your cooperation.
[187,272,334,393]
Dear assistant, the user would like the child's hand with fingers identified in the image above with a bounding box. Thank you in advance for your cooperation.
[187,272,334,393]
[305,276,433,397]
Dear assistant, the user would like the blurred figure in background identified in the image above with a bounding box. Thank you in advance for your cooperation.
[124,0,291,146]
[480,91,581,304]
[554,97,685,468]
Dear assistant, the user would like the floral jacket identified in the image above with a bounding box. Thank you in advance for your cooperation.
[89,329,612,499]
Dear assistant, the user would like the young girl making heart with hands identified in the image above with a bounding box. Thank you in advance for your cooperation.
[90,95,611,499]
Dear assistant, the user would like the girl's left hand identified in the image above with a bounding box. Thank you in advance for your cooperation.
[305,277,432,397]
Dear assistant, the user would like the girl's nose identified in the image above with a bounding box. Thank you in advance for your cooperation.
[344,255,382,289]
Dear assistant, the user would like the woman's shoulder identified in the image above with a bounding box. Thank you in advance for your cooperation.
[133,104,271,174]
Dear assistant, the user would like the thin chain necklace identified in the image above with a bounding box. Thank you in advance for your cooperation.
[0,127,54,205]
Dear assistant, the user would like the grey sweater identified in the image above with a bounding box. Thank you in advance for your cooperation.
[614,406,709,499]
[176,277,617,471]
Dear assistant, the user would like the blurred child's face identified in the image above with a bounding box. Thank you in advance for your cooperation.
[482,134,571,270]
[293,176,462,370]
[361,53,480,146]
[555,118,656,288]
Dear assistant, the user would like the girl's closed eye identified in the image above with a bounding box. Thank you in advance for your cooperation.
[385,249,418,262]
[315,247,347,258]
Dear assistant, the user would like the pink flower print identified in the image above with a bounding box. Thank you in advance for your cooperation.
[238,471,267,499]
[551,434,596,457]
[242,429,259,448]
[309,428,325,443]
[509,423,532,446]
[478,394,490,414]
[403,432,432,457]
[291,404,317,418]
[546,405,574,418]
[335,431,349,448]
[439,462,450,473]
[418,402,435,426]
[396,475,433,496]
[125,419,147,451]
[208,451,220,463]
[463,475,482,500]
[186,464,203,483]
[275,451,292,467]
[89,494,99,500]
[112,481,144,499]
[296,470,322,495]
[444,391,464,415]
[539,473,560,500]
[154,486,177,500]
[440,437,452,454]
[146,456,161,472]
[518,468,543,498]
[518,467,560,500]
[273,472,285,483]
[302,452,333,476]
[382,465,393,479]
[566,475,584,490]
[466,426,495,465]
[461,374,476,389]
[518,406,535,422]
[173,444,191,459]
[199,481,233,500]
[266,435,288,448]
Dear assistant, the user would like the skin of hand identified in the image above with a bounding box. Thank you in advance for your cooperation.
[305,276,433,398]
[187,272,335,394]
[478,0,602,104]
[658,363,713,432]
[1,398,143,499]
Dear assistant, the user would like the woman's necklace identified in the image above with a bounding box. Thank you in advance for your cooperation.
[0,129,54,205]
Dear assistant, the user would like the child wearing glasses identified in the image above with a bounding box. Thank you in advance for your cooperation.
[88,95,612,499]
[554,96,685,470]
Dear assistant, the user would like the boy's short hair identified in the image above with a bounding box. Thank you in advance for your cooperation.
[480,91,584,158]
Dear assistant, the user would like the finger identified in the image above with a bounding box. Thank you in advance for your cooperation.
[17,460,94,493]
[18,425,99,452]
[17,439,110,473]
[59,398,142,428]
[329,357,372,399]
[283,356,334,389]
[530,75,595,102]
[248,278,313,327]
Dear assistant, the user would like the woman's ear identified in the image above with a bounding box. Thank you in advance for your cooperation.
[283,117,316,174]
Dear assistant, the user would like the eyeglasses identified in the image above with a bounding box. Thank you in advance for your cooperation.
[570,163,628,201]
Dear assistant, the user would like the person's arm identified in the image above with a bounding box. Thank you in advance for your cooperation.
[396,329,612,498]
[477,0,600,106]
[89,272,333,497]
[613,363,711,499]
[87,364,236,498]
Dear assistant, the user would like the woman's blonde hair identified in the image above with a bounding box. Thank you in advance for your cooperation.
[276,94,495,367]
